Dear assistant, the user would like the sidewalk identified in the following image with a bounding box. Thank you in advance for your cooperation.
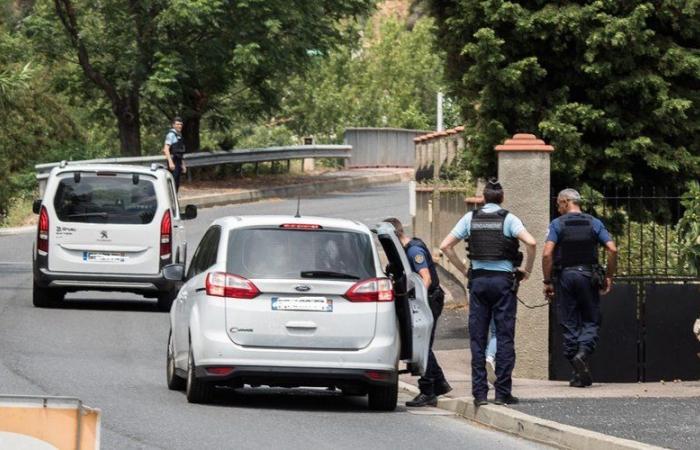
[400,341,700,449]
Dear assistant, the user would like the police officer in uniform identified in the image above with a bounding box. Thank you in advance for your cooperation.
[384,218,452,407]
[542,189,617,387]
[440,180,536,406]
[162,117,187,191]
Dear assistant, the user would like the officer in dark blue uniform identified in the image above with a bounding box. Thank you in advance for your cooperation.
[542,188,618,387]
[384,218,451,407]
[440,180,537,406]
[162,117,187,191]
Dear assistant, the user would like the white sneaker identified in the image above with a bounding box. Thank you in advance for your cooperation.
[486,358,497,386]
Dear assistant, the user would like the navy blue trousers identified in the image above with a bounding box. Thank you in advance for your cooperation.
[418,289,447,395]
[468,273,517,400]
[171,155,183,191]
[556,269,601,360]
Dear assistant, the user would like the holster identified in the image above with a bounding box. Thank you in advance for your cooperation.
[591,265,606,289]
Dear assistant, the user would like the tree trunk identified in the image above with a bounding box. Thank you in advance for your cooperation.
[183,116,201,153]
[114,94,141,156]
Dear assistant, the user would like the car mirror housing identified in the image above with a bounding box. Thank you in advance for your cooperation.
[163,263,185,281]
[182,204,197,220]
[32,199,42,215]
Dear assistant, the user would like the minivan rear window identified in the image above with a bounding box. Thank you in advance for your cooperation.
[53,173,158,224]
[226,228,375,280]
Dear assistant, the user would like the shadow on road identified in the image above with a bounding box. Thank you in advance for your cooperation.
[58,298,163,313]
[188,386,409,414]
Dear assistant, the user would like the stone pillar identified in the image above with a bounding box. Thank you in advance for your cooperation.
[495,133,554,380]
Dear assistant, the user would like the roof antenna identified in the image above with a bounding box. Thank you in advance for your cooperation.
[294,195,302,218]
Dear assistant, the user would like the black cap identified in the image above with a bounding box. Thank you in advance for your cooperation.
[486,177,502,190]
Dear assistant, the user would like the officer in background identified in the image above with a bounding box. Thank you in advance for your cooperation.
[542,188,617,387]
[162,117,187,191]
[440,180,536,406]
[384,218,452,407]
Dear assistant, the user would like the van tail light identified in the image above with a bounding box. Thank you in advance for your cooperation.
[37,206,49,254]
[206,272,260,299]
[344,278,394,302]
[160,210,172,259]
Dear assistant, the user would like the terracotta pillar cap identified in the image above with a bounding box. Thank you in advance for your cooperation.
[495,133,554,152]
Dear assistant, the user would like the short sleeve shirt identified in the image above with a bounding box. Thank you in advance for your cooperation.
[165,130,179,146]
[406,245,430,273]
[450,203,525,272]
[546,213,611,245]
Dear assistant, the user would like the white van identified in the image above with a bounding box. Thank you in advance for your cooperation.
[32,163,197,311]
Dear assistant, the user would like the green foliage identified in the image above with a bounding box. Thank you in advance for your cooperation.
[282,16,458,143]
[430,1,700,191]
[676,181,700,275]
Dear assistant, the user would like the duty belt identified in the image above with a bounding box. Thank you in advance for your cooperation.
[470,269,514,278]
[561,265,595,272]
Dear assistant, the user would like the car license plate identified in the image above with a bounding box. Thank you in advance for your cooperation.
[271,297,332,312]
[83,251,127,263]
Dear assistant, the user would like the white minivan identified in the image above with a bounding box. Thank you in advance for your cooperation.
[164,216,433,411]
[32,163,197,311]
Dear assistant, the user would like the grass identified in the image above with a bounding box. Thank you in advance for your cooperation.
[1,195,36,228]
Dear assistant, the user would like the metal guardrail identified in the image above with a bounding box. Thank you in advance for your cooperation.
[35,144,352,180]
[344,128,429,168]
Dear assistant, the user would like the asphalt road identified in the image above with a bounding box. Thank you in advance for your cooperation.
[0,183,542,450]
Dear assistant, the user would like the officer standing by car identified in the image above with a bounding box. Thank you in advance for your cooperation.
[439,180,536,406]
[384,218,452,407]
[542,188,618,387]
[162,117,187,191]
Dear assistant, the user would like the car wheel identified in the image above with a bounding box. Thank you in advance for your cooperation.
[32,283,64,308]
[186,345,215,404]
[157,289,178,312]
[166,331,185,391]
[367,380,398,411]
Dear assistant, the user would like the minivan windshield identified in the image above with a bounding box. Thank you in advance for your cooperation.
[226,228,375,280]
[53,173,158,224]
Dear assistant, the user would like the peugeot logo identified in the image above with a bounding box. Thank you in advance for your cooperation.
[100,231,108,239]
[295,285,311,292]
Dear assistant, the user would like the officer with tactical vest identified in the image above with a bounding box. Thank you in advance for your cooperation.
[542,188,617,387]
[384,218,452,407]
[440,180,536,406]
[162,117,187,191]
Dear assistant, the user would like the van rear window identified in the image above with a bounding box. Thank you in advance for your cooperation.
[226,228,375,280]
[53,173,158,224]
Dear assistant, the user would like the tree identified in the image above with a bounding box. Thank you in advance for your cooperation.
[429,1,700,192]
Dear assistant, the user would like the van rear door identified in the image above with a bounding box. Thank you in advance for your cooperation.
[47,171,163,275]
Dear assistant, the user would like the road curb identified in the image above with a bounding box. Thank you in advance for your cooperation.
[181,171,413,208]
[398,382,664,450]
[0,171,413,236]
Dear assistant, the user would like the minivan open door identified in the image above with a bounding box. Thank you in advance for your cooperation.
[375,222,433,376]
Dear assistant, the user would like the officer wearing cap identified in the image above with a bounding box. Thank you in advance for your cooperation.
[384,218,451,407]
[162,117,187,191]
[542,188,618,387]
[440,180,536,406]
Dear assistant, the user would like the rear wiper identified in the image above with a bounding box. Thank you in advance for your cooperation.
[66,212,108,219]
[301,271,360,280]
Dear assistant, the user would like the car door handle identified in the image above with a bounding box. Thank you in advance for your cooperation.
[285,321,317,330]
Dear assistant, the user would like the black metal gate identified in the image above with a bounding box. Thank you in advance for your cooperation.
[548,189,700,382]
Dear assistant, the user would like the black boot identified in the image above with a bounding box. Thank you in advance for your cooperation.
[494,394,519,405]
[434,379,453,396]
[406,393,437,407]
[572,350,593,387]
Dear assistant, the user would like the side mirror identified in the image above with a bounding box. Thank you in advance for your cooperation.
[32,199,42,215]
[182,204,197,220]
[163,263,185,281]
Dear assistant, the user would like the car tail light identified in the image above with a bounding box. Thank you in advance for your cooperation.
[206,272,260,299]
[280,223,322,230]
[37,206,49,254]
[344,278,393,302]
[205,367,235,376]
[160,210,172,259]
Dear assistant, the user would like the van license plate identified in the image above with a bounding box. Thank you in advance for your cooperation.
[271,297,332,312]
[83,251,127,263]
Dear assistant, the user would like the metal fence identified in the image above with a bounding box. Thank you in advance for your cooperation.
[344,127,429,168]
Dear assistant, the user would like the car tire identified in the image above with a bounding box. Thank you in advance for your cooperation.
[157,289,178,312]
[166,331,186,391]
[367,380,398,411]
[186,346,215,404]
[32,283,64,308]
